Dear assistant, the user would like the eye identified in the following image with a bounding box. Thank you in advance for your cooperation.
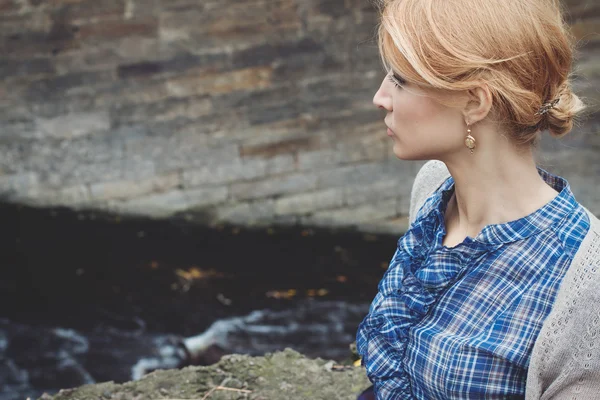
[388,72,406,89]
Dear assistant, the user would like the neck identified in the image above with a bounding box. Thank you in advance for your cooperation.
[440,141,559,238]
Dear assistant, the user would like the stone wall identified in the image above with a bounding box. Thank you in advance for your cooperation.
[0,0,598,234]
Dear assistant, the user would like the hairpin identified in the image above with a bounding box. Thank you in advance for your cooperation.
[535,98,560,116]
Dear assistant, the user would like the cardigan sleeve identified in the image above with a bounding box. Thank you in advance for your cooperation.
[525,209,600,399]
[408,160,451,226]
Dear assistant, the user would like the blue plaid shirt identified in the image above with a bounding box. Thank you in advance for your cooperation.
[356,166,591,399]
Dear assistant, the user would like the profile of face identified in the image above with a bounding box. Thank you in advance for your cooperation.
[373,70,467,161]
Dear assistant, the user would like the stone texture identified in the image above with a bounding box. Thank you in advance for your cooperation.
[166,67,273,98]
[241,136,320,159]
[112,96,213,125]
[0,119,37,140]
[302,198,399,228]
[76,17,157,41]
[230,173,318,201]
[297,148,343,171]
[316,162,403,190]
[110,186,228,218]
[61,160,125,186]
[182,158,268,187]
[274,188,344,215]
[43,349,371,400]
[336,137,387,164]
[89,172,180,201]
[25,71,116,106]
[44,184,91,206]
[0,58,55,78]
[0,0,598,234]
[0,172,39,198]
[35,111,110,139]
[264,154,296,176]
[344,179,400,207]
[211,199,278,226]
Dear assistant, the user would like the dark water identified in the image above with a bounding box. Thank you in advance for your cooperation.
[0,203,400,399]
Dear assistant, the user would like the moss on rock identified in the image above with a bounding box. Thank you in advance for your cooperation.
[41,349,371,400]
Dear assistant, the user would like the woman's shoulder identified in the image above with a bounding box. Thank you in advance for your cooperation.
[564,206,600,262]
[581,206,600,236]
[554,206,600,295]
[526,207,600,399]
[551,203,593,260]
[408,160,451,225]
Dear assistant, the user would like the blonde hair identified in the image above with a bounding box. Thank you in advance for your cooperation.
[374,0,587,147]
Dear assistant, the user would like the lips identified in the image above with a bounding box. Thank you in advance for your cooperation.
[387,127,395,137]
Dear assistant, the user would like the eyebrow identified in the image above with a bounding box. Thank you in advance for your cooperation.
[387,68,404,79]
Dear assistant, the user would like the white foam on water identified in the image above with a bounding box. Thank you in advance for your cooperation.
[182,300,369,360]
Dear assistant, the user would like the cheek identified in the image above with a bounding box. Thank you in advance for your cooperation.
[392,93,452,133]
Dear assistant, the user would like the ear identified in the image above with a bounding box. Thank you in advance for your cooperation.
[462,82,492,124]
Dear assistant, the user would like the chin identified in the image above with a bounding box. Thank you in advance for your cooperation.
[391,144,431,161]
[391,143,413,160]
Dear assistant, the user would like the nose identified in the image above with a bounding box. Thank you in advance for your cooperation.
[373,78,392,112]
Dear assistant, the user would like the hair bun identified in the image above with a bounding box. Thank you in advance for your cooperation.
[540,81,586,138]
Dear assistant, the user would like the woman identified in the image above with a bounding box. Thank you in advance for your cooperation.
[356,0,600,398]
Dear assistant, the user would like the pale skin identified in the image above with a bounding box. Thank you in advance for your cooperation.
[373,71,560,248]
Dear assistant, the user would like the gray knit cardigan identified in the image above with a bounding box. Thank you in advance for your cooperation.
[408,160,600,399]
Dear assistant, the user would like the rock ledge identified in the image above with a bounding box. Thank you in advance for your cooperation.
[43,349,371,400]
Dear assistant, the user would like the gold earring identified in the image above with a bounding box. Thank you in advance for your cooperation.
[465,122,476,154]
